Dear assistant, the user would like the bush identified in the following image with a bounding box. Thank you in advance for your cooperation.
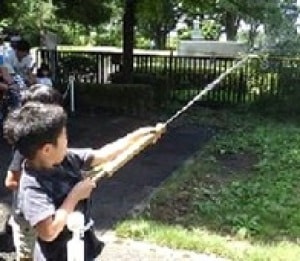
[60,83,155,115]
[109,72,170,107]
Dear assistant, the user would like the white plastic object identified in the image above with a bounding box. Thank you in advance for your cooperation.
[67,211,85,261]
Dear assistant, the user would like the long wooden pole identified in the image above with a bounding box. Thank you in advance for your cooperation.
[90,131,160,182]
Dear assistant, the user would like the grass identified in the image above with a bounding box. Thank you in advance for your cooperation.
[115,107,300,261]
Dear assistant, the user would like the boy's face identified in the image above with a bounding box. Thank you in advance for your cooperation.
[39,127,68,167]
[51,127,68,165]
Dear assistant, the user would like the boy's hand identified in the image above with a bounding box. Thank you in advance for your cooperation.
[70,178,96,201]
[136,123,166,136]
[152,123,166,143]
[155,123,166,135]
[134,126,157,136]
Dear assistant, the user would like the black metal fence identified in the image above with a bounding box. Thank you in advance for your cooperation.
[35,48,300,106]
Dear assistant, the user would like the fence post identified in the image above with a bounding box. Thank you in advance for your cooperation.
[69,74,76,114]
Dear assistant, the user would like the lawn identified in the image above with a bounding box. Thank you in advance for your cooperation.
[115,107,300,261]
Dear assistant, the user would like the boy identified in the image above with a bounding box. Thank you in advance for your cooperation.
[3,102,165,260]
[3,84,64,260]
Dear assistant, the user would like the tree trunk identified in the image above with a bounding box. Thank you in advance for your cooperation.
[248,23,259,48]
[154,26,168,50]
[224,12,239,41]
[122,0,136,83]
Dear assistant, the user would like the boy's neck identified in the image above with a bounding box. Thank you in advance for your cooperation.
[26,158,55,171]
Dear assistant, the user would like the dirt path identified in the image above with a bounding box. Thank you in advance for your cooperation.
[99,232,228,261]
[0,112,216,260]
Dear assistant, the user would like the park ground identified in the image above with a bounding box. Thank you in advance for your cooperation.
[0,109,218,260]
[2,106,300,260]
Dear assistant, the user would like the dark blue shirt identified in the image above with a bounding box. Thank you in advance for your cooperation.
[17,149,101,261]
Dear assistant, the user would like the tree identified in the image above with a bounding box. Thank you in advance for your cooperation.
[180,0,283,41]
[53,0,113,28]
[122,0,136,83]
[136,0,182,49]
[0,0,57,44]
[265,0,300,55]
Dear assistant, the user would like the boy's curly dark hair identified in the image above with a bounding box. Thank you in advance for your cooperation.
[21,84,62,105]
[3,102,67,159]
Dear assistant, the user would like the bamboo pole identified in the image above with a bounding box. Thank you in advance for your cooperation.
[89,124,165,182]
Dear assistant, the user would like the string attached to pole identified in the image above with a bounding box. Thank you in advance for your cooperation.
[87,53,256,182]
[164,54,253,126]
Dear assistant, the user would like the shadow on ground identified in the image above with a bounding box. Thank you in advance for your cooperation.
[0,112,214,235]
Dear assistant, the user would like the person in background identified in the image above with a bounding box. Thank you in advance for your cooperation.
[0,27,14,85]
[4,31,21,64]
[10,39,36,86]
[36,63,53,87]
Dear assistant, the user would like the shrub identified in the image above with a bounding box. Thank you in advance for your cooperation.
[59,83,155,115]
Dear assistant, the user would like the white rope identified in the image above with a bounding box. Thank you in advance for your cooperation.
[164,54,254,126]
[87,53,258,181]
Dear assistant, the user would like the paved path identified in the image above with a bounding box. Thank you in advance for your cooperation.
[0,113,220,260]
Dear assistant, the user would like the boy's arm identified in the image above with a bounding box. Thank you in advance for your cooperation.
[4,170,21,190]
[90,124,166,168]
[35,178,96,242]
[5,150,24,190]
[35,191,79,242]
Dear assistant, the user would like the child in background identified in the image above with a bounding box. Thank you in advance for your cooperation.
[36,63,53,87]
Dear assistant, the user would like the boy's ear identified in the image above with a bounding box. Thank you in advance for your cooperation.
[40,143,53,156]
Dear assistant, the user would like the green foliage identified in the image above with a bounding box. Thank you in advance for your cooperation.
[136,0,182,49]
[1,0,57,45]
[116,108,300,260]
[96,26,123,47]
[109,72,170,107]
[180,0,283,42]
[177,28,191,40]
[54,0,112,27]
[201,19,221,40]
[1,0,118,46]
[196,120,300,239]
[264,0,300,55]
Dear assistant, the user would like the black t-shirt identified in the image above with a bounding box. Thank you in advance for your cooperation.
[18,149,103,261]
